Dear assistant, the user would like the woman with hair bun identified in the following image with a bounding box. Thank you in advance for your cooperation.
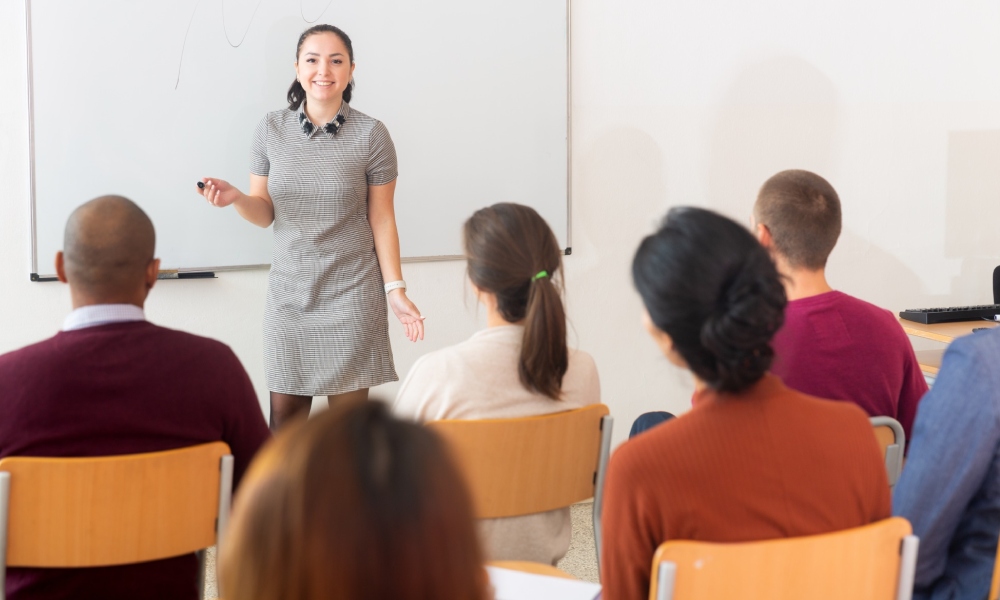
[393,202,600,565]
[600,207,890,600]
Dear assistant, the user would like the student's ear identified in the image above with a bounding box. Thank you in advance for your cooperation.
[755,222,774,249]
[55,251,68,284]
[641,308,687,367]
[145,258,160,292]
[469,278,497,310]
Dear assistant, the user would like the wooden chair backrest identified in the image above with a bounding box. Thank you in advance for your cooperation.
[649,517,915,600]
[870,416,906,489]
[428,404,610,518]
[0,441,230,567]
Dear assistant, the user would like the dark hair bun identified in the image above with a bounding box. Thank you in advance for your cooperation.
[633,207,786,393]
[699,249,785,392]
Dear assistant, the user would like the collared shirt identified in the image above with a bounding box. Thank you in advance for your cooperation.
[296,99,351,138]
[62,304,146,331]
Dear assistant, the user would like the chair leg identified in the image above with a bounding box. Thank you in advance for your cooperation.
[215,455,234,599]
[0,472,10,600]
[592,504,601,576]
[593,415,614,575]
[897,535,920,600]
[196,549,206,600]
[656,561,677,600]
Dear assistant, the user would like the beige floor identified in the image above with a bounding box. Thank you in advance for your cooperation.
[205,548,218,600]
[203,501,600,597]
[556,501,600,582]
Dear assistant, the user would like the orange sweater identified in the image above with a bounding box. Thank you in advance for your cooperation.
[600,375,890,600]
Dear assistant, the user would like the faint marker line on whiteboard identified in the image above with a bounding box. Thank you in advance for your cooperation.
[301,0,334,23]
[174,0,203,90]
[175,0,332,89]
[221,0,265,47]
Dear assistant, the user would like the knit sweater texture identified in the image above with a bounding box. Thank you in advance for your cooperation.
[600,374,891,600]
[0,321,270,600]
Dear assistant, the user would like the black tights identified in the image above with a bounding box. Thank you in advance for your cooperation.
[268,388,370,431]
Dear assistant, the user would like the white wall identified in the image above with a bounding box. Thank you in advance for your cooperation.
[5,1,996,448]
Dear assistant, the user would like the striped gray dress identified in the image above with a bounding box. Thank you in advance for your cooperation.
[250,101,398,395]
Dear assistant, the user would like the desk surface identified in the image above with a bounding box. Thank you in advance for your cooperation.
[898,318,997,343]
[488,561,576,580]
[914,349,943,376]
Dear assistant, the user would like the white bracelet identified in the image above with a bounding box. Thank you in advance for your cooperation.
[384,280,406,294]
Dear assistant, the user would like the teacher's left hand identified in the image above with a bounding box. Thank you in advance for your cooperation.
[388,289,425,342]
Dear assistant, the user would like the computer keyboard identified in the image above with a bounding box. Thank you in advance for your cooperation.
[899,305,1000,325]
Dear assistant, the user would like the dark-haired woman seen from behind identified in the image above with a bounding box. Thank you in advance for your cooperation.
[600,207,890,600]
[392,202,600,565]
[220,399,488,600]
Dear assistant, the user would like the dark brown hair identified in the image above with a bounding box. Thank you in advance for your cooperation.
[220,399,488,600]
[633,207,786,393]
[463,203,568,399]
[753,169,842,270]
[287,24,354,111]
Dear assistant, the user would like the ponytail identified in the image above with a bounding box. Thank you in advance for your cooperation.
[520,272,569,400]
[464,203,569,400]
[287,79,306,111]
[288,24,356,111]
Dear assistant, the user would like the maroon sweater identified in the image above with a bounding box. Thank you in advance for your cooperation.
[0,321,271,600]
[771,291,927,440]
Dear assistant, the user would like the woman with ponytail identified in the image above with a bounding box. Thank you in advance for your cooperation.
[393,202,600,565]
[195,25,423,430]
[599,207,891,600]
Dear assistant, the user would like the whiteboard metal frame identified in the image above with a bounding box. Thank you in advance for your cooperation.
[24,0,573,277]
[565,0,573,255]
[25,0,39,276]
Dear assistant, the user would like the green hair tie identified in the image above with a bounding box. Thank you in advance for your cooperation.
[532,270,549,281]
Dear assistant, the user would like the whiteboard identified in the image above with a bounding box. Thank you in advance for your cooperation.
[26,0,569,276]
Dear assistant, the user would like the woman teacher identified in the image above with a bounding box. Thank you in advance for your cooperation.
[197,24,424,429]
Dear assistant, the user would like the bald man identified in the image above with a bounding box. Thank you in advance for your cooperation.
[0,196,270,600]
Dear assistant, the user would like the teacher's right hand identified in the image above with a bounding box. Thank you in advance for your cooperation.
[198,178,241,208]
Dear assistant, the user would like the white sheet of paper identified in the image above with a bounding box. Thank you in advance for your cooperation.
[486,566,602,600]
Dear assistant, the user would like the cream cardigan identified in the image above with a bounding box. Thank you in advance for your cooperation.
[392,325,601,564]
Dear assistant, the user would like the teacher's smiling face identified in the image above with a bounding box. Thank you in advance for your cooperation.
[295,32,356,106]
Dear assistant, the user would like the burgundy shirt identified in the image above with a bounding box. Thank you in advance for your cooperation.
[0,321,271,600]
[771,290,927,439]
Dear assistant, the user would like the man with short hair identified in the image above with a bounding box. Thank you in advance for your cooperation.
[752,170,927,439]
[0,195,270,600]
